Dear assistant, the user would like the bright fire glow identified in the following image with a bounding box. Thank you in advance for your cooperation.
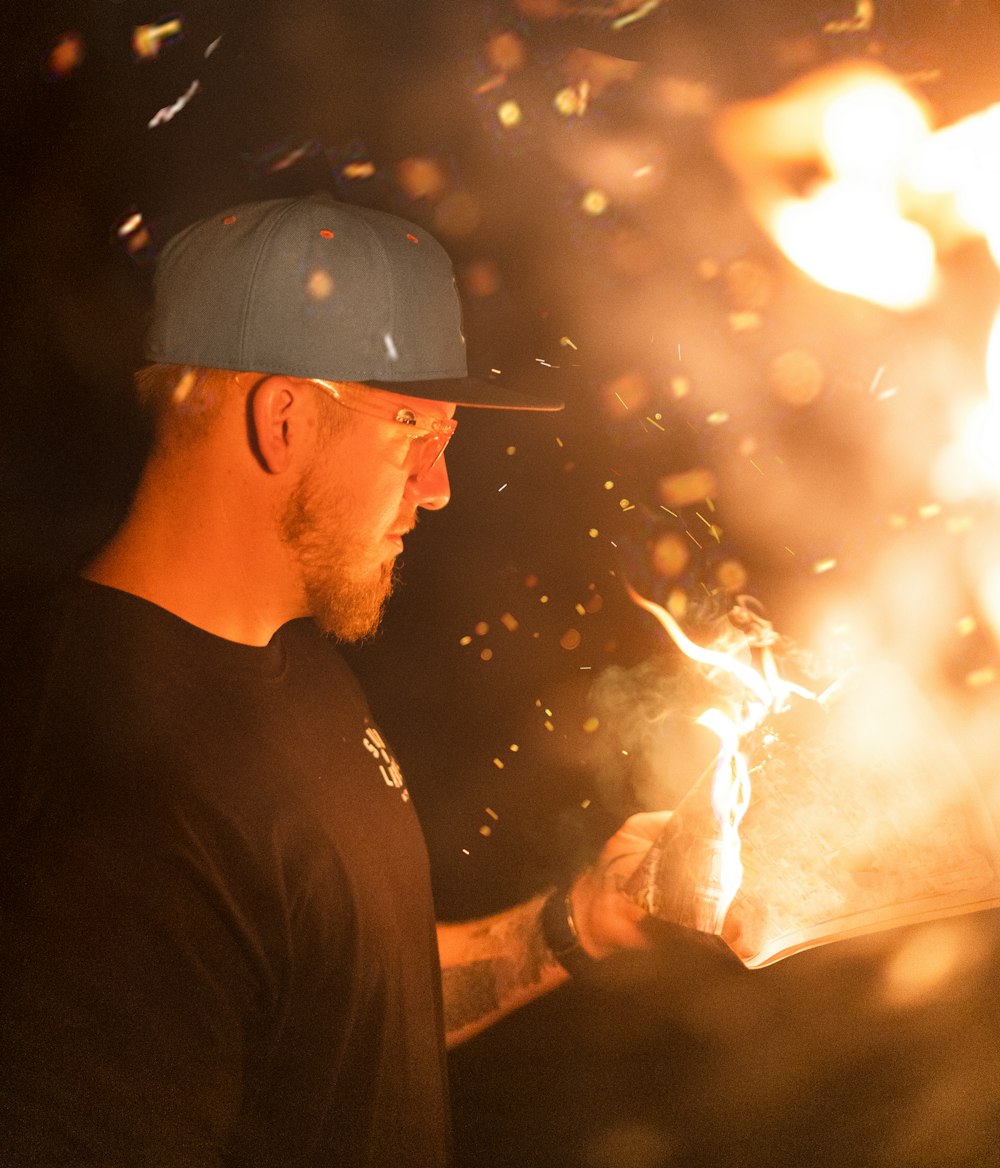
[715,64,1000,311]
[718,62,1000,501]
[628,585,819,926]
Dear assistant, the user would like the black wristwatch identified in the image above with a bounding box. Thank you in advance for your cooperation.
[540,883,599,978]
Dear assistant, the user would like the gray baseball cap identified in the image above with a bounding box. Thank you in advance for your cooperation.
[144,192,563,411]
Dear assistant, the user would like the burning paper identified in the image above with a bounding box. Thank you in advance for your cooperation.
[627,597,1000,968]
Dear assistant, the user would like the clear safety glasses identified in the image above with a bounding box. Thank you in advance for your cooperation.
[310,379,457,476]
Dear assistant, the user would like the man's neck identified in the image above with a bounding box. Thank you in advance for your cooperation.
[83,465,308,646]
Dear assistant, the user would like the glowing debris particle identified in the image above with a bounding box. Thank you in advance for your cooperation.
[474,74,507,96]
[581,189,609,216]
[588,528,599,538]
[459,635,473,646]
[172,370,197,404]
[769,349,824,407]
[46,31,85,79]
[671,376,691,400]
[462,848,470,855]
[148,79,201,128]
[397,156,447,201]
[500,612,519,632]
[479,825,493,837]
[544,708,553,717]
[480,648,494,662]
[116,212,142,238]
[611,0,662,29]
[492,756,505,768]
[540,595,549,604]
[497,100,522,128]
[498,483,508,492]
[574,603,586,616]
[535,699,542,708]
[223,215,237,225]
[560,628,582,651]
[485,807,500,820]
[645,415,665,431]
[581,798,592,809]
[543,720,555,732]
[510,744,519,753]
[603,480,614,490]
[716,558,748,593]
[554,81,590,117]
[785,546,796,556]
[307,268,334,300]
[463,259,502,298]
[729,311,762,333]
[474,621,490,636]
[204,35,223,58]
[318,229,335,240]
[667,589,688,619]
[918,502,943,520]
[693,513,722,542]
[966,667,996,688]
[112,208,151,258]
[685,531,703,549]
[555,437,564,448]
[341,161,376,179]
[824,0,874,33]
[706,410,729,426]
[651,532,690,577]
[486,31,525,71]
[659,467,717,508]
[132,18,183,61]
[506,446,517,455]
[814,557,838,574]
[559,336,578,350]
[582,716,600,734]
[956,616,978,637]
[619,498,631,510]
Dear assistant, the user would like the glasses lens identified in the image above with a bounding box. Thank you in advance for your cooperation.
[413,433,449,477]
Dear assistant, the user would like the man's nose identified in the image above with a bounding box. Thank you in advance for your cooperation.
[408,453,451,511]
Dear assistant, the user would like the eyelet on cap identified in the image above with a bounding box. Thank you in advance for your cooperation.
[406,233,419,244]
[319,229,335,239]
[222,215,237,225]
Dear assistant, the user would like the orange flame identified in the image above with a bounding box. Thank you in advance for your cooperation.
[629,585,821,924]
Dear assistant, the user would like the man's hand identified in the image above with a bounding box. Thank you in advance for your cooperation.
[437,810,674,1047]
[569,810,674,959]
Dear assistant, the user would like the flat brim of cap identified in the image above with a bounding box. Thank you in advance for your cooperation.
[363,376,563,411]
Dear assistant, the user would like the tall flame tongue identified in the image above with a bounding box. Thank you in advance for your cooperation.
[624,586,817,934]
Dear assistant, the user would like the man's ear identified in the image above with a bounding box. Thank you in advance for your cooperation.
[247,376,313,474]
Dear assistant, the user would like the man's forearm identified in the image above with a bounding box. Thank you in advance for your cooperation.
[437,892,569,1048]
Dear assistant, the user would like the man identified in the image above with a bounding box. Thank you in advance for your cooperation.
[0,193,669,1166]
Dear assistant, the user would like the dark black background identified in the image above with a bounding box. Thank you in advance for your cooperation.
[4,3,1000,1165]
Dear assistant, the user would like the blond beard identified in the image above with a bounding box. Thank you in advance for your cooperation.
[280,464,398,642]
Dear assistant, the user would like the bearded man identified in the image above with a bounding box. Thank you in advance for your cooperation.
[0,193,668,1167]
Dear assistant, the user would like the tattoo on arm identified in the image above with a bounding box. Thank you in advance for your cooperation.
[440,899,556,1037]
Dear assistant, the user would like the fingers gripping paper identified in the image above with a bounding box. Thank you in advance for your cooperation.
[627,664,1000,968]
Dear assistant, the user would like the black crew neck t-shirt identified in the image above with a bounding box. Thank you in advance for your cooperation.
[0,580,450,1167]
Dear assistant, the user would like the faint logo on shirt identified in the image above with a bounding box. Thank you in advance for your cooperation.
[362,726,410,802]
